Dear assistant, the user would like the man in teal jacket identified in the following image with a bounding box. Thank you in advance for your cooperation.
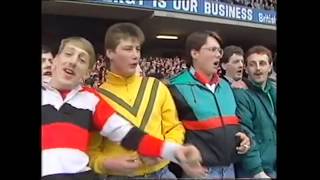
[233,45,276,179]
[168,31,251,179]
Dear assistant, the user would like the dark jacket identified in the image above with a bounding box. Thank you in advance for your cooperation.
[233,78,277,176]
[169,69,241,167]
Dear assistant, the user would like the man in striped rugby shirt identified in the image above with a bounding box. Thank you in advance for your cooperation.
[41,36,202,180]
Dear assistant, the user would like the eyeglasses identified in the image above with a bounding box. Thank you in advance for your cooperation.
[201,47,224,55]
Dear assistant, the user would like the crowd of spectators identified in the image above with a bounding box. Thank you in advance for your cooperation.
[140,56,187,79]
[214,0,277,11]
[85,54,107,87]
[85,55,188,87]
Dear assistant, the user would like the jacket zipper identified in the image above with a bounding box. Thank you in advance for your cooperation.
[213,93,227,165]
[201,83,228,165]
[125,79,131,102]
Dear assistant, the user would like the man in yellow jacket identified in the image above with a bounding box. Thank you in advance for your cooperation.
[88,22,186,179]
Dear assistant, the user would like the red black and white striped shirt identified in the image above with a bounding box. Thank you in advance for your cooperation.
[41,84,181,177]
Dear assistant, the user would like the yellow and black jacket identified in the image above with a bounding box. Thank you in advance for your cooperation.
[88,72,185,176]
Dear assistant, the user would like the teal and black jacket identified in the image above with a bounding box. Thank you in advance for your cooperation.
[169,68,241,166]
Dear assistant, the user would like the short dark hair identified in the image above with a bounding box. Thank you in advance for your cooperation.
[42,45,52,54]
[185,31,223,68]
[245,45,273,65]
[220,45,244,75]
[221,45,244,64]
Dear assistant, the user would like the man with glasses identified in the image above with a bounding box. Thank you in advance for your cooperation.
[168,31,251,179]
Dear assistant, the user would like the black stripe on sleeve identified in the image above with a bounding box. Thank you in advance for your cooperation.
[120,127,146,150]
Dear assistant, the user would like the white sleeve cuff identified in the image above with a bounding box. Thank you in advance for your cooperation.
[161,141,182,164]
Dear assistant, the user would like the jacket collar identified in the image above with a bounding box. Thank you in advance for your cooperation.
[244,78,274,93]
[42,81,83,102]
[222,75,234,84]
[105,71,139,86]
[190,66,221,86]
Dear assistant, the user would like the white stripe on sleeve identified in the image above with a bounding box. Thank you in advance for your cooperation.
[99,113,133,142]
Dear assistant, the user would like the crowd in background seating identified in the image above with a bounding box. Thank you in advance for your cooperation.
[85,55,188,87]
[215,0,277,11]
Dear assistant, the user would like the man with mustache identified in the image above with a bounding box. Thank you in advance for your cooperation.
[42,45,54,83]
[220,45,247,89]
[233,45,276,179]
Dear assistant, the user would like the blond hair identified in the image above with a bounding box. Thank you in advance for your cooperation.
[58,36,96,69]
